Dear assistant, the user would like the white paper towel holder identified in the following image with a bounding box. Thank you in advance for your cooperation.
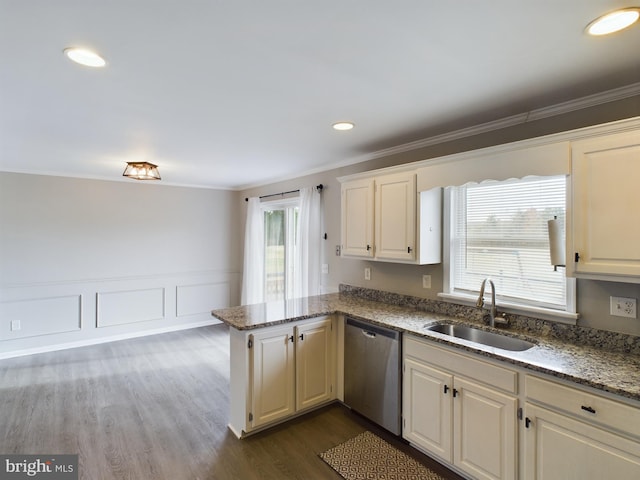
[547,215,566,271]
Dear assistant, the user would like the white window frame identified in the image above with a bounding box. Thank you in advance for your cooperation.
[439,177,578,324]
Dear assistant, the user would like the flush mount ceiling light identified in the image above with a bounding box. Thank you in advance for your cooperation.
[332,121,355,131]
[122,162,161,181]
[63,47,106,67]
[586,8,640,35]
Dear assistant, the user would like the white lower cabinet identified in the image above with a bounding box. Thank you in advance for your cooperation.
[453,377,517,480]
[524,375,640,479]
[404,358,453,460]
[295,317,335,411]
[403,335,517,480]
[249,324,296,428]
[228,316,335,437]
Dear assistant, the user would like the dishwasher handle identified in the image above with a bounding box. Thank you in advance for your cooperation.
[346,317,400,341]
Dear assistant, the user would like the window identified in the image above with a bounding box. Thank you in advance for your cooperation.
[444,175,575,317]
[263,200,299,302]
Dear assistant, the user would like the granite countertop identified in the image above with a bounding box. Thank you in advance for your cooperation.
[211,291,640,403]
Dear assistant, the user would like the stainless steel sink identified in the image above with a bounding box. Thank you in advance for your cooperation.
[426,324,536,351]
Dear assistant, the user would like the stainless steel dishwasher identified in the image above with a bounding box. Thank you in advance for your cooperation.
[344,317,401,435]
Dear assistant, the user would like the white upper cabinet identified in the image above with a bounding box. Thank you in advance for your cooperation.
[341,178,375,258]
[570,129,640,279]
[340,171,441,264]
[375,172,417,261]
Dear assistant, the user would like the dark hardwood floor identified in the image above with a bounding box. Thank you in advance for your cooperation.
[0,323,463,479]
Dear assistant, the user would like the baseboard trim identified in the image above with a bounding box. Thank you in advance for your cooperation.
[0,318,223,360]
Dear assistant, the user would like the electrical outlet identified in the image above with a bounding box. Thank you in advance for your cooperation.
[364,267,371,281]
[335,245,341,256]
[10,320,21,331]
[422,275,432,289]
[610,296,637,318]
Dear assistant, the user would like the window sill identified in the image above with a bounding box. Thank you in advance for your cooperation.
[437,292,579,325]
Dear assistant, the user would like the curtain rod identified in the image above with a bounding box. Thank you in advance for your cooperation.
[245,184,323,202]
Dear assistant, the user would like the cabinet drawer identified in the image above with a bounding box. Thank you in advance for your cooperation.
[526,375,640,439]
[405,335,517,394]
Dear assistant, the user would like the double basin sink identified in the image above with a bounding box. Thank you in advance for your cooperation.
[426,323,536,352]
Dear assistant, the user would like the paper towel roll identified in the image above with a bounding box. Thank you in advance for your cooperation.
[548,218,565,267]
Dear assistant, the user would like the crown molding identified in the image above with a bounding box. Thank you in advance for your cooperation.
[356,82,640,163]
[240,82,640,191]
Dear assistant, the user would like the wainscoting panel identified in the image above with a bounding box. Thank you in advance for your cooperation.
[176,282,230,317]
[0,295,82,340]
[97,288,165,328]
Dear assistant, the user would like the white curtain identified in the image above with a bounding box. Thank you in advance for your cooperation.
[241,197,264,305]
[294,186,322,298]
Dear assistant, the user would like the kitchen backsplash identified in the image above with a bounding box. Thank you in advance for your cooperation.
[339,284,640,355]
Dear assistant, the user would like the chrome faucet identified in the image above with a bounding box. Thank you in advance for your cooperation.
[476,278,504,327]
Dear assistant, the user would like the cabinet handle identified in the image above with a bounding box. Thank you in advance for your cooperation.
[407,246,412,253]
[525,417,532,429]
[452,388,458,398]
[366,244,371,251]
[289,335,294,343]
[443,385,449,395]
[299,333,304,341]
[581,405,596,414]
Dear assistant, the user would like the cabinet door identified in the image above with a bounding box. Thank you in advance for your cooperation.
[295,317,335,411]
[571,130,640,276]
[250,326,295,429]
[375,172,416,261]
[524,403,640,479]
[453,377,517,480]
[403,358,453,462]
[341,178,374,257]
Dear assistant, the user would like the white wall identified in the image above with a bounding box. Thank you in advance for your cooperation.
[241,96,640,336]
[0,173,242,357]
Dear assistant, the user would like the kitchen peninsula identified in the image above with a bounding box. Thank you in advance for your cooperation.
[212,286,640,402]
[212,286,640,479]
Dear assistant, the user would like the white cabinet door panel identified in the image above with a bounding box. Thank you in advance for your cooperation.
[524,404,640,479]
[571,130,640,276]
[250,326,295,428]
[454,377,517,480]
[296,318,334,411]
[403,358,453,462]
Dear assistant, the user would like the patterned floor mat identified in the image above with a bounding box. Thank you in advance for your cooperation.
[319,431,447,480]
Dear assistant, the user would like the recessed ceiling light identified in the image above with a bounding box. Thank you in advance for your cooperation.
[586,8,640,35]
[332,122,355,131]
[64,47,106,67]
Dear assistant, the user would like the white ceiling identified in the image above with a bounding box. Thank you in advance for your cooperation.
[1,1,639,190]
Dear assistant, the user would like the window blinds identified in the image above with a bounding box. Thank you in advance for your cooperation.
[450,176,567,310]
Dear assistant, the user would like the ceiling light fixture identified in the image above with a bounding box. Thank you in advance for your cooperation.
[586,8,640,35]
[332,121,355,131]
[64,47,106,67]
[122,162,161,181]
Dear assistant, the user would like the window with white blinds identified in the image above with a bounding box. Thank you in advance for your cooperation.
[449,175,568,310]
